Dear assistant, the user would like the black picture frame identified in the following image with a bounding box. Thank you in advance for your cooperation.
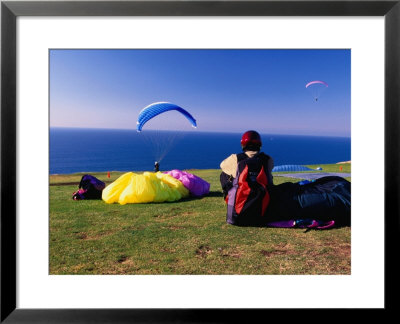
[1,0,399,322]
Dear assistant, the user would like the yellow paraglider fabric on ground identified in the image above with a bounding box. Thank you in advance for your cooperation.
[102,171,189,205]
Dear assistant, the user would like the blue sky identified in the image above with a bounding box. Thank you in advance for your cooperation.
[50,49,350,137]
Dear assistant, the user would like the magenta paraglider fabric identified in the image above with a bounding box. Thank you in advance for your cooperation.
[164,170,210,197]
[305,80,328,88]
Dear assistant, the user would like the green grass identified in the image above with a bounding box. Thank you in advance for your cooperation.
[50,164,351,275]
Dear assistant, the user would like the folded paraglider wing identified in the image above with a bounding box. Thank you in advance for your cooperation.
[272,165,313,172]
[164,170,210,197]
[136,102,197,132]
[102,172,189,205]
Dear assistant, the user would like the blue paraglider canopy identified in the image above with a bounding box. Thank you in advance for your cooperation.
[272,165,313,172]
[272,165,350,180]
[137,102,197,132]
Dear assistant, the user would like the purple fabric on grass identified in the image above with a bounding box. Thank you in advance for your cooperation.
[266,220,296,228]
[266,219,335,230]
[80,174,106,191]
[164,170,210,197]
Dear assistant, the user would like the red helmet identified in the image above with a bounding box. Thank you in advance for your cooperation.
[241,130,262,150]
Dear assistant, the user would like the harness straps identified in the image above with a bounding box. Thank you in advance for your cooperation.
[236,152,270,167]
[236,152,248,163]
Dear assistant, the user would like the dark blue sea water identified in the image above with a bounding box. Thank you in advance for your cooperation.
[49,128,351,174]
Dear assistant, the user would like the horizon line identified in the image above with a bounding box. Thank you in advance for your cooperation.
[49,126,351,138]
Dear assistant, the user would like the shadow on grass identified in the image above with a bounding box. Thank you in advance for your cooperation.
[179,190,223,202]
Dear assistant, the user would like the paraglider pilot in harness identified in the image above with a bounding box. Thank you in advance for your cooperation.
[154,161,160,172]
[219,130,274,199]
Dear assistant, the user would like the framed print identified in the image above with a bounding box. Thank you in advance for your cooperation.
[1,0,399,322]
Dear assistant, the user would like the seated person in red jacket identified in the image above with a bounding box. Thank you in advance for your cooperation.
[220,130,274,199]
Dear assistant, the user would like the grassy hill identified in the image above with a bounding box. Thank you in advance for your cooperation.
[49,164,351,275]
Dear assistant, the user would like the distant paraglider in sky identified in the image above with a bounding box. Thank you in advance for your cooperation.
[305,80,328,102]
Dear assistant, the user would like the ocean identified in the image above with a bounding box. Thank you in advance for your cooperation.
[49,128,351,175]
